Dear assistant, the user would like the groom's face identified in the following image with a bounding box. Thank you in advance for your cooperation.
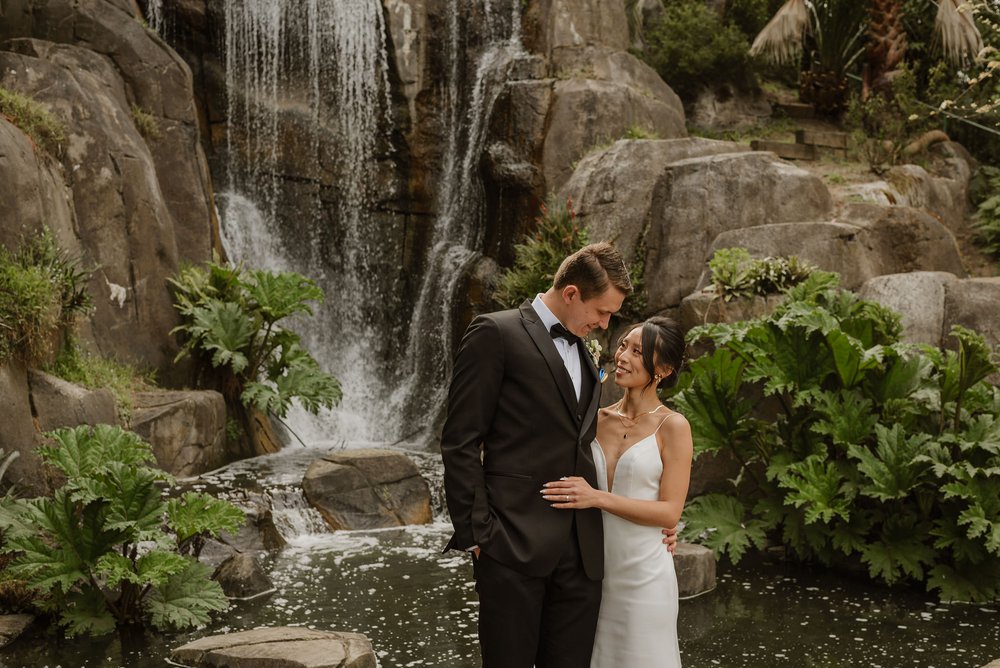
[564,285,626,338]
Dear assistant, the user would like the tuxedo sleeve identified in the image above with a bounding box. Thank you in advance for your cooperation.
[440,315,504,551]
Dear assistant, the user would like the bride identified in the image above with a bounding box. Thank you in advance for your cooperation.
[542,316,692,667]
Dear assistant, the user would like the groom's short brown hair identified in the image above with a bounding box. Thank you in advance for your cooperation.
[553,241,632,301]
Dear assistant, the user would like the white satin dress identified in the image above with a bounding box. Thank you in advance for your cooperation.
[590,424,682,667]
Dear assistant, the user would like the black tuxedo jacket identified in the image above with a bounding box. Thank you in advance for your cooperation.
[441,300,604,580]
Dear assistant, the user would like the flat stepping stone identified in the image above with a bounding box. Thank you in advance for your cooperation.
[171,627,376,668]
[774,101,815,118]
[795,129,849,149]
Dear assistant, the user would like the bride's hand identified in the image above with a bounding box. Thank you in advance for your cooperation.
[541,477,603,510]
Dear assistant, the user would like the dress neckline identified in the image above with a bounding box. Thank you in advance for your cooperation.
[593,433,658,493]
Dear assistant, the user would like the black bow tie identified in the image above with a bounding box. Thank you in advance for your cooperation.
[549,323,581,347]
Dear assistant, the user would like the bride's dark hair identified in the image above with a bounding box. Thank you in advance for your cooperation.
[640,316,685,390]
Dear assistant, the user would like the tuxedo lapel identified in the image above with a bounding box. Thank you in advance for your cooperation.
[519,301,578,419]
[579,344,602,436]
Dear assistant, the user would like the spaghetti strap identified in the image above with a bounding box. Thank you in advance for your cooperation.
[653,411,683,434]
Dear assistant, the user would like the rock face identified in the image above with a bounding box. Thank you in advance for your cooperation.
[130,390,232,477]
[562,139,834,311]
[27,370,118,433]
[0,614,34,649]
[0,0,216,383]
[0,361,44,496]
[171,627,377,668]
[858,272,959,346]
[674,542,716,599]
[943,278,1000,352]
[302,449,432,530]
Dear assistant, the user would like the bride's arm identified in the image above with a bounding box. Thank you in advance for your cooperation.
[542,416,693,529]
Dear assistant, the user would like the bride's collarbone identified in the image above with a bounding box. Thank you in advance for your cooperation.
[597,409,669,454]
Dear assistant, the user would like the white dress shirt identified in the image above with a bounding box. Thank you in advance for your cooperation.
[532,294,582,400]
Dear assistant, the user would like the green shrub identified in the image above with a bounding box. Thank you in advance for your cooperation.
[47,341,155,425]
[707,247,818,301]
[0,87,65,156]
[170,262,341,421]
[624,124,659,140]
[0,425,244,636]
[972,166,1000,258]
[845,67,931,172]
[640,0,756,101]
[495,195,589,308]
[673,274,1000,602]
[0,230,92,365]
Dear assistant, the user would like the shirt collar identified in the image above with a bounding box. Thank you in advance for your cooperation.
[532,293,563,333]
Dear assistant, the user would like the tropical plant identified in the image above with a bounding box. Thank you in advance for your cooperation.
[707,247,817,301]
[972,165,1000,257]
[673,273,1000,602]
[169,261,340,447]
[494,195,589,308]
[0,425,244,636]
[0,229,93,365]
[751,0,984,114]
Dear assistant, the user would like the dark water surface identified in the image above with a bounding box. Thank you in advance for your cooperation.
[2,523,998,667]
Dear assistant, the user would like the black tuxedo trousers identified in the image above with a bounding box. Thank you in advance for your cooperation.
[441,301,605,667]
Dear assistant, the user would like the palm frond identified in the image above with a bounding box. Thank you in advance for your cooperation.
[935,0,984,65]
[750,0,809,65]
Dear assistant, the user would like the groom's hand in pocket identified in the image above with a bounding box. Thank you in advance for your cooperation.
[661,527,678,555]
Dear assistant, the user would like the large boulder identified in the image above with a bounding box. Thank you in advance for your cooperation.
[0,614,34,649]
[563,140,833,310]
[171,627,376,668]
[130,390,232,477]
[302,449,432,530]
[28,370,118,432]
[701,205,966,292]
[212,552,274,600]
[858,272,959,346]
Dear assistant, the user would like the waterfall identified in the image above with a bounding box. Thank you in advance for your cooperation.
[217,0,523,447]
[145,0,165,33]
[390,0,524,441]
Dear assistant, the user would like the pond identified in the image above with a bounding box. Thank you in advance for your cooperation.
[3,522,998,667]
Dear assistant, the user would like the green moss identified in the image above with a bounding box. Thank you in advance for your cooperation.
[0,86,65,156]
[131,105,161,140]
[623,124,660,140]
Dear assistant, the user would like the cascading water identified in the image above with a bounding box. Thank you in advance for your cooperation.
[217,0,524,448]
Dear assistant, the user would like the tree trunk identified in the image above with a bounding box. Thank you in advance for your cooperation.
[863,0,907,100]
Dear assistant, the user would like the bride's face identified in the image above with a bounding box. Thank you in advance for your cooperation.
[613,327,652,388]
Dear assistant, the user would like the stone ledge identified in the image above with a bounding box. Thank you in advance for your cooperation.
[171,627,376,668]
[675,542,716,599]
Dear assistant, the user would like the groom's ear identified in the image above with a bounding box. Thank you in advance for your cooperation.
[561,284,581,303]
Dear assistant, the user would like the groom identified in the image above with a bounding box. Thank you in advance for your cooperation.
[441,242,632,668]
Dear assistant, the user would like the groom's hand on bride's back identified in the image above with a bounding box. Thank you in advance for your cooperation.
[661,527,678,555]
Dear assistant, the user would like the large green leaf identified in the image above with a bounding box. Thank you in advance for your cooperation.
[672,349,757,455]
[860,515,935,584]
[167,492,245,544]
[681,494,768,563]
[848,424,931,501]
[926,561,1000,603]
[778,455,855,524]
[95,553,142,588]
[245,269,323,323]
[824,329,882,388]
[810,389,877,450]
[102,463,167,541]
[146,560,229,631]
[870,347,932,403]
[186,299,254,373]
[136,551,190,587]
[40,425,157,481]
[930,517,989,564]
[60,588,116,637]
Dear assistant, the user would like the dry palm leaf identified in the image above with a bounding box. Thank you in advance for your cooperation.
[750,0,810,65]
[935,0,984,65]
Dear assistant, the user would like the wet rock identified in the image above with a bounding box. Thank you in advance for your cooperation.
[131,390,233,477]
[171,627,376,668]
[980,660,1000,668]
[564,140,833,311]
[303,449,432,531]
[674,543,716,599]
[0,614,34,648]
[212,552,273,599]
[0,360,45,496]
[28,370,118,432]
[858,272,959,346]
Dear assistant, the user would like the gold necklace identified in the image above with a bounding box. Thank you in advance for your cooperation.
[614,401,664,439]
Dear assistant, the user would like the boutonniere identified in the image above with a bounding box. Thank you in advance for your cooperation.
[585,339,609,383]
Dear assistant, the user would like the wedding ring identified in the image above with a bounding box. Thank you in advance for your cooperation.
[564,495,570,502]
